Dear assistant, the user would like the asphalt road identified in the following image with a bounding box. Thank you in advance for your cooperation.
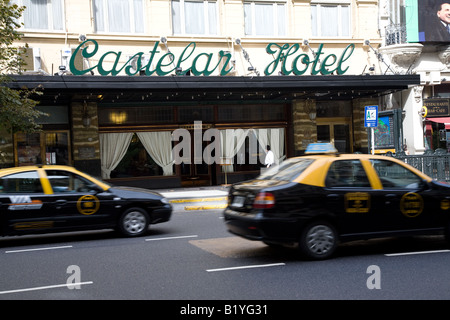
[1,205,450,305]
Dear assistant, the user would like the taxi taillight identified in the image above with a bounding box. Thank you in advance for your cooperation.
[253,192,275,209]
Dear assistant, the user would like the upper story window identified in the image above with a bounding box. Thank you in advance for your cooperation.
[311,1,350,37]
[13,0,64,31]
[172,0,218,35]
[93,0,145,34]
[244,1,286,36]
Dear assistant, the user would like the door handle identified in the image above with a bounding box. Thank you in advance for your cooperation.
[327,194,339,200]
[55,199,67,208]
[385,194,396,205]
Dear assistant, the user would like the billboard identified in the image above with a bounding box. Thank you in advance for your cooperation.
[406,0,450,43]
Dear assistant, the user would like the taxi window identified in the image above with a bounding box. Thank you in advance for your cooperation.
[370,159,423,189]
[0,171,43,193]
[46,170,93,193]
[325,160,370,188]
[259,158,314,181]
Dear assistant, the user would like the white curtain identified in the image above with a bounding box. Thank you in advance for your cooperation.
[269,128,285,165]
[136,132,174,176]
[251,128,285,165]
[23,0,48,30]
[185,1,205,34]
[100,132,133,179]
[220,129,249,172]
[109,0,131,32]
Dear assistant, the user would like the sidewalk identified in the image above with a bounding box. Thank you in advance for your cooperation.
[152,185,230,211]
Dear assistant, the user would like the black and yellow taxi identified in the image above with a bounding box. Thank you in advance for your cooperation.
[0,165,171,237]
[223,143,450,260]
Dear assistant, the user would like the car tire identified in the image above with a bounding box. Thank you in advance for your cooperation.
[118,207,149,237]
[299,221,338,260]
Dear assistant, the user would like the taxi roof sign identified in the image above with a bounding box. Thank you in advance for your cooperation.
[305,143,338,155]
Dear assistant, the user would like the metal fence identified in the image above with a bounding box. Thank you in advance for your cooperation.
[392,150,450,182]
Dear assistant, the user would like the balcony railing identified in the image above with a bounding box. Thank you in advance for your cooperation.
[385,24,407,46]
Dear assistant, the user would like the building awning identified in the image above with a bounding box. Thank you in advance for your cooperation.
[8,74,421,106]
[427,117,450,129]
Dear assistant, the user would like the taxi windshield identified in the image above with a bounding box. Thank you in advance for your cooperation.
[259,158,314,181]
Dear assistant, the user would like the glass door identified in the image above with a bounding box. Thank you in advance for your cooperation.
[179,130,212,186]
[317,118,352,153]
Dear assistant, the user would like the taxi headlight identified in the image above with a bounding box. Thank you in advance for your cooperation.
[161,197,170,205]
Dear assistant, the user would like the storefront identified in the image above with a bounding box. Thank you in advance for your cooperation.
[423,97,450,152]
[1,72,420,188]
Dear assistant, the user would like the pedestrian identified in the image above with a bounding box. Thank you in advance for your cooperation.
[265,145,274,168]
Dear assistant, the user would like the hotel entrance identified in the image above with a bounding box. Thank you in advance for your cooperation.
[316,101,353,153]
[317,119,352,153]
[178,129,215,187]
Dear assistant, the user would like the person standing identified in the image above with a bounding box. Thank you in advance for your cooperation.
[264,145,274,168]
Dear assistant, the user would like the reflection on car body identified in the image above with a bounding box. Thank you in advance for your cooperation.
[223,143,450,260]
[0,165,172,237]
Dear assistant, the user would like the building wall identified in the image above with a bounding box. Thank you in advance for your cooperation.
[15,0,381,78]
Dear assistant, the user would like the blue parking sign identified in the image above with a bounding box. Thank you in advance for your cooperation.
[364,105,378,128]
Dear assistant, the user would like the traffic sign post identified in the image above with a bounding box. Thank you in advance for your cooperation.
[364,105,378,155]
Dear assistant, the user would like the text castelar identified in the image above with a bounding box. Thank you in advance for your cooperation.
[70,39,355,77]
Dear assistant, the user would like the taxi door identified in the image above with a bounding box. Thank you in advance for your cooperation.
[324,159,378,235]
[43,169,118,229]
[0,170,56,235]
[367,158,440,232]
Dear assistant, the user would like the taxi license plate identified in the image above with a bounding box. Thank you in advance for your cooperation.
[231,196,245,207]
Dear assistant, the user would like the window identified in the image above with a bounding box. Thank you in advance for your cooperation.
[370,159,423,189]
[172,0,218,35]
[45,170,94,193]
[0,171,43,193]
[14,0,64,31]
[325,160,371,188]
[110,134,168,178]
[93,0,145,33]
[244,1,286,36]
[311,2,350,37]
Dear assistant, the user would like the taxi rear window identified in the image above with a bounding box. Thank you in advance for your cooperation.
[259,158,314,181]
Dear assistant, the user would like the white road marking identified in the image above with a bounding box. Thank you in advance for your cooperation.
[206,262,285,272]
[145,235,198,241]
[5,245,73,254]
[0,281,93,295]
[385,249,450,257]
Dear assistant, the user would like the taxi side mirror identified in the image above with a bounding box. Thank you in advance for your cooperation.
[87,183,104,193]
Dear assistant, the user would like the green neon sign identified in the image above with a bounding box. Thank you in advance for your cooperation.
[70,40,354,77]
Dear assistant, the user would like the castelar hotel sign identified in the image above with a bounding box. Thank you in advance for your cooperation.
[70,39,354,77]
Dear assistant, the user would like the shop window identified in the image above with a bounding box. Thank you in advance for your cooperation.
[15,131,71,166]
[311,1,350,37]
[172,0,218,35]
[316,101,351,118]
[178,106,214,123]
[15,0,64,31]
[244,1,286,36]
[218,104,285,122]
[98,106,174,125]
[110,134,168,178]
[93,0,145,34]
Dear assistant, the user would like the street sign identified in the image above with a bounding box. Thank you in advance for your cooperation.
[364,105,378,128]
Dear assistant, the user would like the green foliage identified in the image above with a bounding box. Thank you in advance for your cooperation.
[0,0,46,134]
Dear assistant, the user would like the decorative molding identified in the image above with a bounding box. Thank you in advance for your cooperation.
[378,43,423,74]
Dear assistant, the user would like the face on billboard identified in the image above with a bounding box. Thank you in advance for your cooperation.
[417,0,450,42]
[437,3,450,24]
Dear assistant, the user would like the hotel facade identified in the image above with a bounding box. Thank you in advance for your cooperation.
[2,0,420,188]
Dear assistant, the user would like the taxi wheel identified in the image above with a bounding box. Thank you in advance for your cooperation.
[118,207,150,237]
[299,221,337,260]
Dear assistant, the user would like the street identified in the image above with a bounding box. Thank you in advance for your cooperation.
[1,202,450,304]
